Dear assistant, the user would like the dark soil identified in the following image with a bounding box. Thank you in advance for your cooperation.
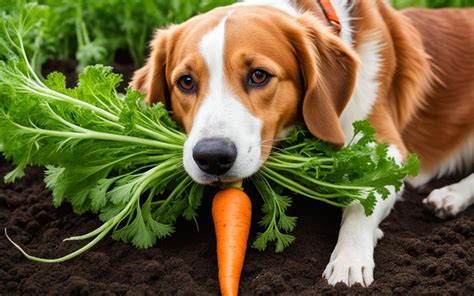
[1,61,473,295]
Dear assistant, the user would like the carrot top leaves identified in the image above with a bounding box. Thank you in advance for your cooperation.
[251,123,419,252]
[1,7,203,260]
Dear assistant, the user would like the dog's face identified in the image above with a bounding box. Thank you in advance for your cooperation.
[132,5,358,184]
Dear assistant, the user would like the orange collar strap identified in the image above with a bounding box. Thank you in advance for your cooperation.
[317,0,342,35]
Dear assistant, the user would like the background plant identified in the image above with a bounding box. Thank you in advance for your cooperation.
[390,0,473,9]
[1,0,235,68]
[1,0,471,71]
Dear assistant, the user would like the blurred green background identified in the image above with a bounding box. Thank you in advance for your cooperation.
[1,0,472,69]
[391,0,473,9]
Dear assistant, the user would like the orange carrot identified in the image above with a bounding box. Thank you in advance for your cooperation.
[212,187,252,296]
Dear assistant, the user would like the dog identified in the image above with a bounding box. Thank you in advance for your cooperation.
[131,0,474,287]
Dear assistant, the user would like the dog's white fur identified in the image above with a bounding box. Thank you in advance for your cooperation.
[183,16,264,184]
[423,173,474,219]
[180,0,474,288]
[340,38,382,142]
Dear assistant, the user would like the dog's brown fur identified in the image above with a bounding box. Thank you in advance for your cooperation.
[401,8,474,171]
[132,0,474,173]
[345,2,474,172]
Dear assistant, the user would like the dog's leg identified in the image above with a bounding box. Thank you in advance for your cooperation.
[423,173,474,219]
[322,189,398,286]
[323,146,402,287]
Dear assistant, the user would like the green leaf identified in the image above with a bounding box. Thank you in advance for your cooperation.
[275,233,296,253]
[278,214,297,232]
[112,212,156,249]
[143,199,174,239]
[403,154,420,177]
[147,218,174,239]
[108,179,138,205]
[90,177,118,212]
[252,177,297,252]
[44,72,68,92]
[183,183,204,222]
[360,192,377,216]
[3,164,26,183]
[352,120,376,146]
[44,166,66,207]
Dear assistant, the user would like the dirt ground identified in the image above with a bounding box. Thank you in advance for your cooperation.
[0,61,472,295]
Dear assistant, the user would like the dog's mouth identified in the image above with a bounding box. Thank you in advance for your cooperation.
[194,171,247,186]
[208,178,229,187]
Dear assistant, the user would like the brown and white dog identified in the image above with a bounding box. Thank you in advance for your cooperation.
[131,0,474,287]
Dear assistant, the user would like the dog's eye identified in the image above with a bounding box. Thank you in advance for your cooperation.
[177,75,196,92]
[249,69,270,87]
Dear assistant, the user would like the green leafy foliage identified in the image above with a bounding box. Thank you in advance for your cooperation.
[1,3,419,260]
[2,0,471,71]
[0,7,201,260]
[390,0,474,9]
[252,177,297,252]
[254,123,419,250]
[1,0,237,68]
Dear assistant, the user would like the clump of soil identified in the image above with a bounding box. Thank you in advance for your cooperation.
[1,61,472,295]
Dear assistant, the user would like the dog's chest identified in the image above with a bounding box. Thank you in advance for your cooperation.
[339,38,382,142]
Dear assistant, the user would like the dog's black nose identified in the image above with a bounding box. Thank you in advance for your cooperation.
[193,138,237,175]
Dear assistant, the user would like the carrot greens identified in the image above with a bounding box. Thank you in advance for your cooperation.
[1,6,203,260]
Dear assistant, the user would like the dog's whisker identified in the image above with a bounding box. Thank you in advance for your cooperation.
[260,137,288,145]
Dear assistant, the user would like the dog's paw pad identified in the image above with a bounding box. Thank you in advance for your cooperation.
[423,187,467,219]
[322,251,374,287]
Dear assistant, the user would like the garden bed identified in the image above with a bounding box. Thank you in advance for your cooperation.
[0,61,472,295]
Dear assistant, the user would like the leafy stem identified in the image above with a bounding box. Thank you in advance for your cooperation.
[7,119,182,150]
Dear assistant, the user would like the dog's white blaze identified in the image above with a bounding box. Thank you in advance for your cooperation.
[183,16,263,184]
[340,38,382,142]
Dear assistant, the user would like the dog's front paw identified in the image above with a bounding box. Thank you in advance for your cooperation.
[423,187,468,219]
[322,246,374,287]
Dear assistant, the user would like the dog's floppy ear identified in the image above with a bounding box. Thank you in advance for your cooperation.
[130,30,170,105]
[292,14,359,148]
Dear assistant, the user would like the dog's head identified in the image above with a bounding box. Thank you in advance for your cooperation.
[131,4,358,184]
